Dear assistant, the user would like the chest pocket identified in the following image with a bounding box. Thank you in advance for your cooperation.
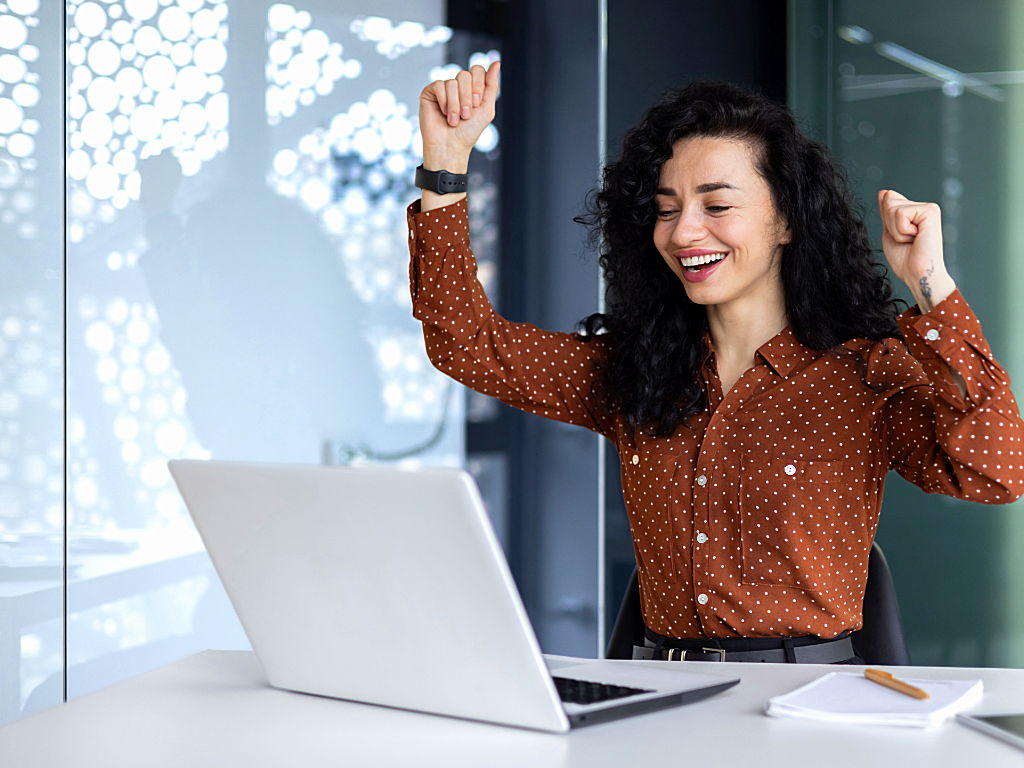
[621,449,679,580]
[738,456,844,593]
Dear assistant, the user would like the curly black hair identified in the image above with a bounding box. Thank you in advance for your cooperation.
[577,79,904,437]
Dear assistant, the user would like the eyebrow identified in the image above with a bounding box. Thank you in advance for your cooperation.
[655,182,739,196]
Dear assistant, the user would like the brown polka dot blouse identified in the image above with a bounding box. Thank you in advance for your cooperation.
[407,198,1024,640]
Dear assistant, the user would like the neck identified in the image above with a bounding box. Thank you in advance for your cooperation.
[705,282,788,391]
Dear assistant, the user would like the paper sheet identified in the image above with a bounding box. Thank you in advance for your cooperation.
[765,672,983,727]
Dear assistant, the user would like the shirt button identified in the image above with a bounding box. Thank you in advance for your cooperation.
[696,475,707,486]
[696,532,708,544]
[926,329,940,341]
[697,593,709,605]
[631,454,640,465]
[784,464,797,476]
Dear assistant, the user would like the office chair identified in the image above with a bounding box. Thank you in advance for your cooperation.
[605,541,911,665]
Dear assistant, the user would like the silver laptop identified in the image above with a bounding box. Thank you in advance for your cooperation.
[169,460,738,732]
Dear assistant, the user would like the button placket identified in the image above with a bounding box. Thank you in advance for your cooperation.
[692,421,726,629]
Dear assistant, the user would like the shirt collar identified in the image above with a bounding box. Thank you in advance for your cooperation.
[701,325,815,382]
[755,326,815,378]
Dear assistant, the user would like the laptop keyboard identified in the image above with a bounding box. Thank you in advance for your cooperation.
[553,676,654,705]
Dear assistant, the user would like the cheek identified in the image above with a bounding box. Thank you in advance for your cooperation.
[706,217,747,246]
[652,221,670,253]
[713,217,777,263]
[652,226,676,266]
[658,249,681,278]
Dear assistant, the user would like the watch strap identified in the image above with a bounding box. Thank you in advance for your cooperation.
[415,165,469,195]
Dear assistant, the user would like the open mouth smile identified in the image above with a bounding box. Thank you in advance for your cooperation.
[675,250,728,283]
[679,252,727,270]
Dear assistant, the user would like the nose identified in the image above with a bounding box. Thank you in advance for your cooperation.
[670,205,708,246]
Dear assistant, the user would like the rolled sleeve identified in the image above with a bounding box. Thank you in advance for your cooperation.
[897,289,1006,411]
[887,289,1024,502]
[407,198,477,330]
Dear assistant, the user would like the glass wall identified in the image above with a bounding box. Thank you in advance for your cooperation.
[790,0,1024,667]
[0,0,64,724]
[2,0,508,725]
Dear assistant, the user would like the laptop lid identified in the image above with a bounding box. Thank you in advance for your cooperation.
[169,460,569,732]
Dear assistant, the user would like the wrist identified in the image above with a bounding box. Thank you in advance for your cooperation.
[421,190,466,212]
[421,149,469,175]
[909,268,956,313]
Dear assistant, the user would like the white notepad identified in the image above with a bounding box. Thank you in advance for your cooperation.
[765,672,983,727]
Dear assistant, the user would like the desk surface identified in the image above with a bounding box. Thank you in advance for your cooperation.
[2,651,1024,767]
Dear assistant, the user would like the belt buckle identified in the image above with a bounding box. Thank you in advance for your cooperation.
[665,647,725,662]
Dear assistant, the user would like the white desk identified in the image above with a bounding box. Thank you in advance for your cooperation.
[2,651,1024,767]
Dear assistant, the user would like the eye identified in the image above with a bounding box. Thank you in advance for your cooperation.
[655,209,677,218]
[706,205,732,214]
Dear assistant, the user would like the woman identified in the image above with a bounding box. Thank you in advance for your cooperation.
[408,62,1024,663]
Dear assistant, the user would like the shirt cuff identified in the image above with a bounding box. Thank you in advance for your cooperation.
[896,288,991,362]
[896,288,996,410]
[406,197,470,257]
[406,197,476,326]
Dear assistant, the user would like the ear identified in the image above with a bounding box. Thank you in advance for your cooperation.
[778,222,793,246]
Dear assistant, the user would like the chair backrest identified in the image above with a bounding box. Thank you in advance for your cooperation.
[849,542,911,665]
[605,541,911,665]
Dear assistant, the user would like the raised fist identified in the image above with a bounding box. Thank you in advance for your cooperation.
[418,61,500,175]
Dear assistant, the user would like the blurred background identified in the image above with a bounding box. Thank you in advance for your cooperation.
[1,0,1022,725]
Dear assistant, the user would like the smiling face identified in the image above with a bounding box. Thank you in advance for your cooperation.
[653,136,791,311]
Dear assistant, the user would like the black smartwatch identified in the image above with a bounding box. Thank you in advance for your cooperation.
[414,165,469,195]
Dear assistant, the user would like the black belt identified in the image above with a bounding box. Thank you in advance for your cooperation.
[635,628,857,664]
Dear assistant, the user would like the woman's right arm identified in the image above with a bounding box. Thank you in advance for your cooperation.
[411,64,614,436]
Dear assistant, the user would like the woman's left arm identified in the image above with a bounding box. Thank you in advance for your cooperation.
[878,190,1024,502]
[878,190,965,396]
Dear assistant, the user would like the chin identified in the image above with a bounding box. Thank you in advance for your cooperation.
[680,282,729,306]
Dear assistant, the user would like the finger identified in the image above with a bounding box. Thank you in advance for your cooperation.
[430,80,448,117]
[878,190,898,238]
[895,202,940,236]
[887,201,942,244]
[878,189,906,220]
[470,64,486,107]
[879,190,913,242]
[445,78,460,126]
[882,206,915,243]
[456,70,473,120]
[481,60,501,106]
[893,206,920,239]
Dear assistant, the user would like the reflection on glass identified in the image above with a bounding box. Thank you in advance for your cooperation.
[0,0,63,724]
[791,0,1024,668]
[64,0,233,709]
[50,0,501,719]
[0,0,507,725]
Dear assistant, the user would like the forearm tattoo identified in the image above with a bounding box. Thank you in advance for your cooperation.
[918,263,935,312]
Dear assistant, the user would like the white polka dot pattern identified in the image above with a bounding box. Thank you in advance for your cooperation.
[407,198,1024,640]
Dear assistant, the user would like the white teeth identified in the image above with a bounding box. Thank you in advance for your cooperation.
[679,252,727,268]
